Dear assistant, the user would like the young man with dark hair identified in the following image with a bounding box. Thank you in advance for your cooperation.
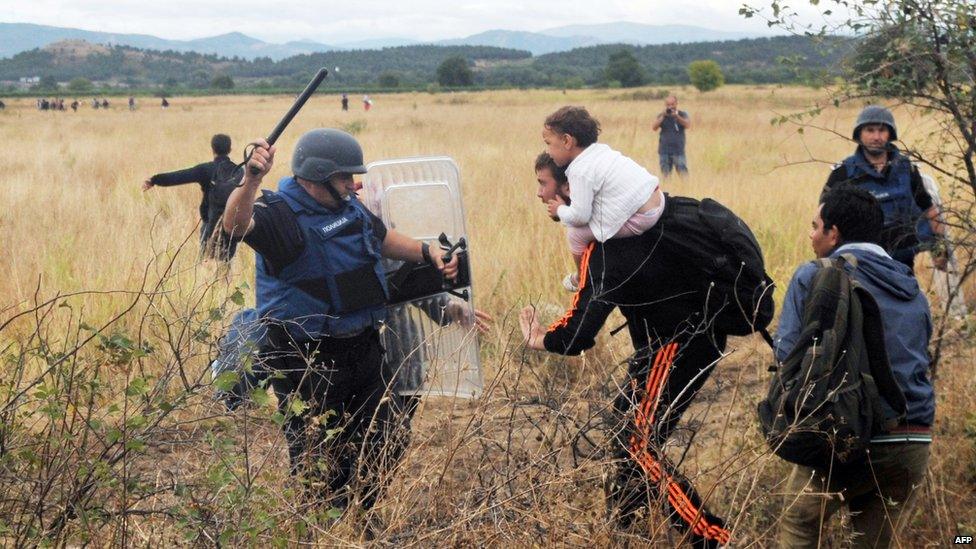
[822,105,946,271]
[523,153,733,548]
[143,133,240,259]
[775,186,935,548]
[534,151,569,222]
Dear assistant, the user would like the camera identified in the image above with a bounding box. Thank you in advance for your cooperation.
[667,107,677,115]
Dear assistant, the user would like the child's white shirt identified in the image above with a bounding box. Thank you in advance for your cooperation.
[558,143,658,242]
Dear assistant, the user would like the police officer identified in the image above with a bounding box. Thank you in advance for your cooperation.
[222,129,458,511]
[822,105,946,271]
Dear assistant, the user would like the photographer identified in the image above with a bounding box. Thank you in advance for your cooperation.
[651,95,691,177]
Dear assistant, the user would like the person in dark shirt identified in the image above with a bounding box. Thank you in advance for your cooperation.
[821,105,946,271]
[520,152,732,547]
[222,128,459,513]
[142,134,240,260]
[651,95,691,177]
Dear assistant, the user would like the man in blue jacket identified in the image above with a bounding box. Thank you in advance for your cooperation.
[775,186,935,548]
[822,105,946,271]
[222,129,458,512]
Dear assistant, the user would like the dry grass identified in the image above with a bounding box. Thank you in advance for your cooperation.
[0,86,973,546]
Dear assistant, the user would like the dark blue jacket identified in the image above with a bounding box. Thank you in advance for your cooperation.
[256,177,388,339]
[841,146,934,252]
[775,243,935,426]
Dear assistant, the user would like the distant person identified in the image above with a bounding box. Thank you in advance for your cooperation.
[821,105,946,271]
[363,94,372,111]
[0,100,5,111]
[341,93,349,111]
[70,100,79,112]
[92,98,100,110]
[142,134,241,260]
[651,95,691,177]
[161,97,170,109]
[128,96,136,111]
[102,99,109,109]
[541,106,663,292]
[774,187,935,548]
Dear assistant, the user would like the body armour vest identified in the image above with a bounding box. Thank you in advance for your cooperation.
[256,177,388,339]
[842,149,933,252]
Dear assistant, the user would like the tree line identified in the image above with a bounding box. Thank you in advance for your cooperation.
[0,35,844,93]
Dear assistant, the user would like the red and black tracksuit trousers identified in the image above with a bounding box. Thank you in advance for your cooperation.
[607,329,731,548]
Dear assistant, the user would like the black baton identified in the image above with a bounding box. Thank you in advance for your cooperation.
[247,68,329,175]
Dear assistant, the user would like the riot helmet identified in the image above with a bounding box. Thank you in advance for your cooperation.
[853,105,897,141]
[291,129,367,183]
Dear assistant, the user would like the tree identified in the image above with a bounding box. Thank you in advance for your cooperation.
[604,49,646,88]
[377,72,400,88]
[34,75,59,91]
[437,56,473,87]
[67,77,93,93]
[687,60,724,92]
[741,0,976,366]
[211,75,235,90]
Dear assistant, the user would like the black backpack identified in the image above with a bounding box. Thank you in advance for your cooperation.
[757,255,907,467]
[207,160,245,225]
[657,195,775,338]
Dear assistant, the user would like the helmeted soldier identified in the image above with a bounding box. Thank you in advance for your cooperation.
[221,129,459,511]
[821,105,946,270]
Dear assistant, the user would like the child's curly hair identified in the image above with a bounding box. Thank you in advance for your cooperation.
[544,106,601,148]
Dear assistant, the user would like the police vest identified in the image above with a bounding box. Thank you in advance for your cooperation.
[255,178,388,339]
[842,152,933,250]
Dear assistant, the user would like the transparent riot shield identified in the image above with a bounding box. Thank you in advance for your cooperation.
[361,157,482,398]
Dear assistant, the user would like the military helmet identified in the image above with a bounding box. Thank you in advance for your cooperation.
[291,129,367,183]
[853,105,897,141]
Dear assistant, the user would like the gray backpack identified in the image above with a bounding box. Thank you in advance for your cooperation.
[757,255,906,467]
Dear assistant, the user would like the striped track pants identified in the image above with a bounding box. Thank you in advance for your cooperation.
[607,334,732,547]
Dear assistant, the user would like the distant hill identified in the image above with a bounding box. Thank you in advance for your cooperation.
[0,21,773,60]
[0,40,532,88]
[0,34,843,91]
[529,36,846,85]
[436,30,601,55]
[0,23,339,61]
[540,22,759,44]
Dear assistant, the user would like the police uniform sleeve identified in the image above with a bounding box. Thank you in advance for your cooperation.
[909,165,934,210]
[228,196,305,272]
[821,165,847,201]
[367,210,387,242]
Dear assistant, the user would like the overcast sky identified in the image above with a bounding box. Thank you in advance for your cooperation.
[0,0,832,43]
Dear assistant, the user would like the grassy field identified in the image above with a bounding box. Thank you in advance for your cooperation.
[0,86,973,546]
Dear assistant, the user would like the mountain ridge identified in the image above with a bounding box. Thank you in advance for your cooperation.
[0,21,774,59]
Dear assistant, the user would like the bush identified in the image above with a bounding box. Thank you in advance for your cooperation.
[687,60,724,92]
[377,72,400,88]
[437,56,473,87]
[210,75,234,90]
[34,75,59,91]
[604,49,646,88]
[67,77,93,93]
